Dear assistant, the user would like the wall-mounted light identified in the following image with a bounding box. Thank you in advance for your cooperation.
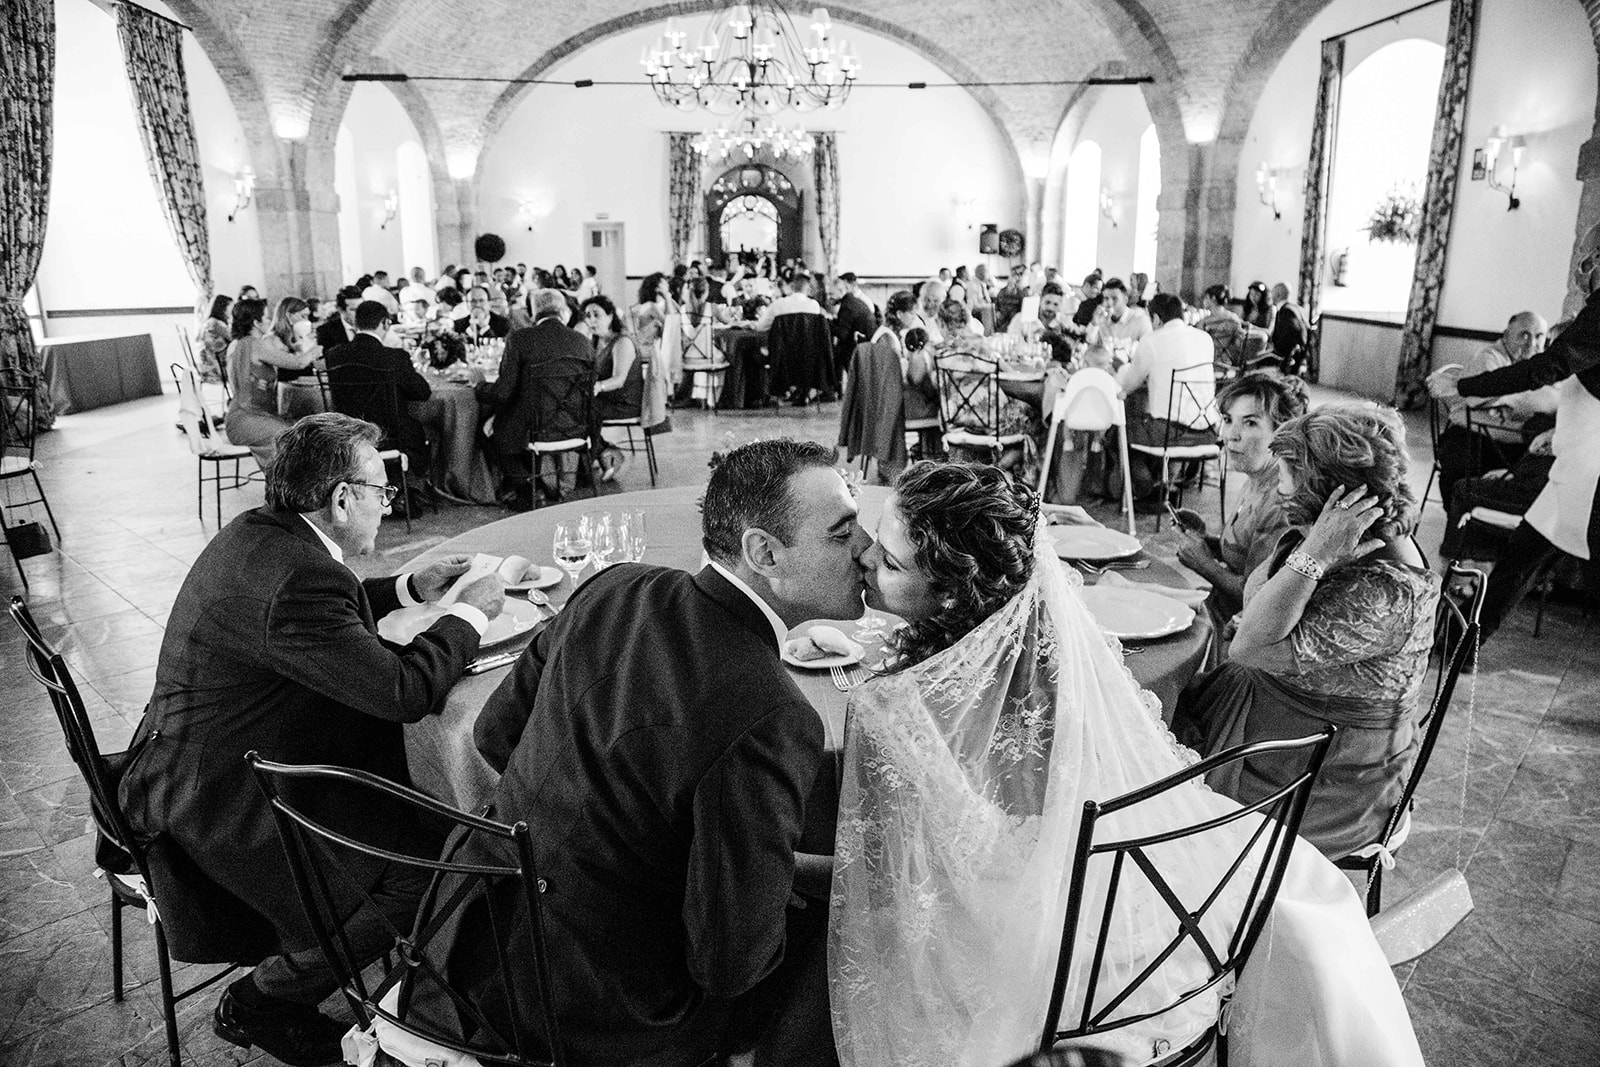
[519,200,535,232]
[380,189,399,229]
[1099,188,1121,229]
[227,169,255,223]
[1256,163,1285,220]
[1482,125,1524,211]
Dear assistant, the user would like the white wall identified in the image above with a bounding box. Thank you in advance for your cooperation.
[1059,85,1155,282]
[1231,0,1592,334]
[336,83,429,281]
[475,17,1025,277]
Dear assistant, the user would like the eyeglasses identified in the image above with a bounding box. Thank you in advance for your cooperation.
[350,482,399,506]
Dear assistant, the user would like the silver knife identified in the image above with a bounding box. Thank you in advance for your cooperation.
[466,649,521,674]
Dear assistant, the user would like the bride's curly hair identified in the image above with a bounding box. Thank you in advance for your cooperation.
[887,462,1040,669]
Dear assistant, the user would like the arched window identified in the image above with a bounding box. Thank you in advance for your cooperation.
[1133,125,1160,280]
[335,126,363,285]
[395,141,436,276]
[1063,140,1102,282]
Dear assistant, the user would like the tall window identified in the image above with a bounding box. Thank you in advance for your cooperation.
[1063,140,1102,282]
[1133,125,1160,280]
[396,141,436,276]
[335,126,363,285]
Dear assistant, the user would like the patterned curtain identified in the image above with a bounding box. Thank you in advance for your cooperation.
[1393,0,1481,408]
[814,132,841,278]
[667,133,702,266]
[115,2,212,314]
[1296,38,1342,385]
[1,0,56,424]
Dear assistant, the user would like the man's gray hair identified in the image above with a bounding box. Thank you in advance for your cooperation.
[265,413,383,513]
[531,289,566,321]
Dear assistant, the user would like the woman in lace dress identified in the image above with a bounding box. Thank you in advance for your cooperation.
[1173,404,1440,861]
[830,462,1422,1067]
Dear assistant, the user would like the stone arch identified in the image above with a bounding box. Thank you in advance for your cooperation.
[157,0,285,182]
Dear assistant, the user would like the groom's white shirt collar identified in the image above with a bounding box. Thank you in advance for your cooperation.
[709,560,789,650]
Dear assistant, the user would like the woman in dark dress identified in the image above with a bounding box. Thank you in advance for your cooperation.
[582,295,642,482]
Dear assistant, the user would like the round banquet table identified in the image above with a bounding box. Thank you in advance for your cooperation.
[411,373,498,503]
[399,484,1213,813]
[713,326,769,409]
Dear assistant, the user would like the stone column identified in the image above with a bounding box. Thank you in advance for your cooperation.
[251,139,344,298]
[1156,139,1241,301]
[1023,177,1046,267]
[1564,0,1600,315]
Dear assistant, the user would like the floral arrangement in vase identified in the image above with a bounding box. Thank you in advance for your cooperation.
[1366,188,1422,245]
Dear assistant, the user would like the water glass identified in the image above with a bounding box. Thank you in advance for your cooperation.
[592,516,627,571]
[552,522,591,582]
[620,510,647,562]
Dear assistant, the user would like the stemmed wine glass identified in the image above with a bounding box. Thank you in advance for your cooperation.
[552,522,591,584]
[590,514,627,571]
[620,510,647,563]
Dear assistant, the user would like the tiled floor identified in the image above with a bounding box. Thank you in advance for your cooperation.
[1,387,1596,1066]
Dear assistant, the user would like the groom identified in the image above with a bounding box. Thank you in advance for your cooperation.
[447,439,867,1066]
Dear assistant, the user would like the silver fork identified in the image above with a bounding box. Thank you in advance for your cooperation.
[1075,558,1152,577]
[830,665,852,692]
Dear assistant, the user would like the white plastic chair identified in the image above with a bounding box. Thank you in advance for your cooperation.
[1039,368,1135,535]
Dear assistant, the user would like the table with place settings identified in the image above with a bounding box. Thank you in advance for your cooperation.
[398,485,1212,816]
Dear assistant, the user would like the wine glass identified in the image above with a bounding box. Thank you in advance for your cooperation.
[620,510,647,563]
[591,515,625,571]
[552,522,591,584]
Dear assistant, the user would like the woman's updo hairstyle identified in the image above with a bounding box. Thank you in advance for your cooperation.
[1269,402,1419,534]
[889,461,1040,667]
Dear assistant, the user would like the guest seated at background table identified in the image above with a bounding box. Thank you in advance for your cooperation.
[831,272,878,375]
[832,462,1425,1067]
[1112,292,1216,501]
[317,286,361,351]
[1241,280,1273,329]
[1175,372,1309,620]
[454,286,511,344]
[1173,404,1440,861]
[118,413,502,1067]
[934,301,1041,480]
[1066,271,1104,337]
[1007,281,1074,353]
[224,298,313,468]
[195,294,232,383]
[268,296,326,421]
[915,276,949,344]
[421,441,867,1066]
[942,282,987,335]
[754,268,825,330]
[582,295,640,483]
[326,300,433,485]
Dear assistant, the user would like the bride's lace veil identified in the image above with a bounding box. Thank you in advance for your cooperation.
[829,516,1261,1067]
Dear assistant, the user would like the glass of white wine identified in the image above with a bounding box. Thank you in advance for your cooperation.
[552,522,591,584]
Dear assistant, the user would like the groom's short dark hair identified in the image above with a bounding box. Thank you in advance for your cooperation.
[702,439,837,564]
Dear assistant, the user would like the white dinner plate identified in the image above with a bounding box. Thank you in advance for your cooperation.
[506,565,563,592]
[782,622,865,670]
[378,597,543,650]
[1078,585,1195,640]
[1047,525,1143,561]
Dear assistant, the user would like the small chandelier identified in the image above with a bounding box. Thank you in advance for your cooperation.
[693,110,815,162]
[642,3,858,115]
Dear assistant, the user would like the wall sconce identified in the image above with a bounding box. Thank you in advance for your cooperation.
[519,200,535,232]
[227,169,255,223]
[1256,163,1286,220]
[379,189,399,230]
[1482,125,1524,210]
[1099,188,1120,229]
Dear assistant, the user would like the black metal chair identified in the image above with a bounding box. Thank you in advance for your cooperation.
[1422,397,1446,512]
[1039,727,1335,1064]
[325,364,422,532]
[8,596,242,1067]
[246,754,566,1067]
[935,354,1027,465]
[525,360,597,504]
[1125,364,1223,531]
[1335,562,1487,915]
[600,362,658,487]
[2,374,62,569]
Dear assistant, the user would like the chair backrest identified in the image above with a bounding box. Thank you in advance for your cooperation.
[8,596,143,872]
[935,354,1004,435]
[326,364,403,448]
[174,323,203,377]
[526,359,595,446]
[768,312,832,359]
[1,374,43,463]
[677,313,714,364]
[1054,367,1125,432]
[246,755,565,1067]
[169,362,226,455]
[1041,727,1335,1052]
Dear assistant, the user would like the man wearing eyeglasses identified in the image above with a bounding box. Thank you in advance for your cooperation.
[119,413,506,1067]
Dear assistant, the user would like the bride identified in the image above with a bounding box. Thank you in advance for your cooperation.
[829,462,1424,1067]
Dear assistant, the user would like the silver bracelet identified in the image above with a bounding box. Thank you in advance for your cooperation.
[1283,550,1326,582]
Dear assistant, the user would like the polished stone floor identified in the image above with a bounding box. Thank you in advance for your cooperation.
[0,388,1596,1066]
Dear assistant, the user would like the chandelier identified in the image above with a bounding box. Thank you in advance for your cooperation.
[642,3,858,115]
[692,110,816,161]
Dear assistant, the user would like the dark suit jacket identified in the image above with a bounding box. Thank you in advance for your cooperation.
[437,564,823,1066]
[326,332,433,462]
[454,312,512,342]
[475,317,595,460]
[1270,302,1309,364]
[118,508,480,961]
[316,315,355,351]
[832,293,876,374]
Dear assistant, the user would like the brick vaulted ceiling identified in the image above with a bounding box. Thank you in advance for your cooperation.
[164,0,1345,182]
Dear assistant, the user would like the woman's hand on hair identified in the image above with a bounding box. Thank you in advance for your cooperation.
[1299,484,1386,570]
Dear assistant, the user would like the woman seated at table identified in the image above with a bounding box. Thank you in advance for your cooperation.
[225,298,315,468]
[943,281,987,336]
[879,292,939,426]
[581,296,641,483]
[831,461,1424,1067]
[1175,372,1309,620]
[195,295,232,383]
[266,296,325,421]
[1173,404,1440,861]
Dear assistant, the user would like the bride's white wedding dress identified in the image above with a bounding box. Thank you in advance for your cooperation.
[828,528,1425,1067]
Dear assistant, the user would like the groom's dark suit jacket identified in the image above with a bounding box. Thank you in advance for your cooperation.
[438,563,823,1066]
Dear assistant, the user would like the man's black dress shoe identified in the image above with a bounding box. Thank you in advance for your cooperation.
[213,985,347,1067]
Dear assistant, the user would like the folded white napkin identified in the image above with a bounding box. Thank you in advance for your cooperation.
[1097,570,1209,607]
[438,553,530,606]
